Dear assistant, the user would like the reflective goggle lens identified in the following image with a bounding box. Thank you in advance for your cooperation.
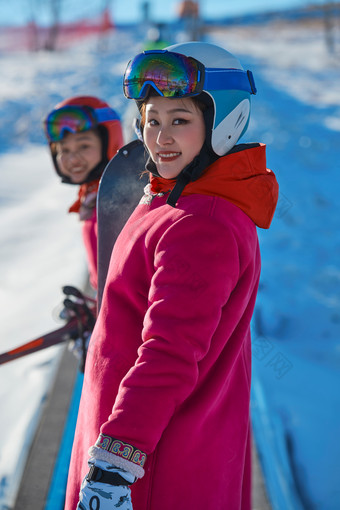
[44,106,97,142]
[123,51,204,99]
[44,105,120,142]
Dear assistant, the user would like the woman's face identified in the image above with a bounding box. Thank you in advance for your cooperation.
[143,96,205,180]
[55,129,102,184]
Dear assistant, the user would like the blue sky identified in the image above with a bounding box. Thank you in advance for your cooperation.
[0,0,320,26]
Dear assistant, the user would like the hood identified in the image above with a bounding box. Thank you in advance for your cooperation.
[149,143,278,229]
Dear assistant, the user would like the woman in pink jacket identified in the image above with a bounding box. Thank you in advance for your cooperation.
[66,42,279,509]
[44,95,124,290]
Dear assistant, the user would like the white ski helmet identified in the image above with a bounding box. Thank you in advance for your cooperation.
[164,41,256,156]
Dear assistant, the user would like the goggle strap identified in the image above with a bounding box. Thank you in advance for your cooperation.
[95,107,120,123]
[247,70,257,95]
[204,68,257,95]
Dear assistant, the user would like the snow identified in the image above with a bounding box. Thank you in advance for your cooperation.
[0,15,339,509]
[211,19,340,510]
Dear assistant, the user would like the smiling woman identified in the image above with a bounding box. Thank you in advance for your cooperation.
[43,95,124,290]
[142,95,206,179]
[55,130,103,185]
[64,42,278,510]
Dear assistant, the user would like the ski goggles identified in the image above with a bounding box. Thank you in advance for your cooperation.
[44,105,120,142]
[123,50,256,100]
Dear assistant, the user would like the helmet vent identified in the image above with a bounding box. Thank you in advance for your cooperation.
[212,99,250,156]
[235,112,246,129]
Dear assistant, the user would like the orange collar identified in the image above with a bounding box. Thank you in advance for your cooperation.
[150,144,278,229]
[68,179,100,215]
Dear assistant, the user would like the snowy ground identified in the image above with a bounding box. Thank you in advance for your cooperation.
[0,15,339,509]
[212,19,340,510]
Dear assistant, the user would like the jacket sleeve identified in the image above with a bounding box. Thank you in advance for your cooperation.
[99,209,241,454]
[81,208,98,290]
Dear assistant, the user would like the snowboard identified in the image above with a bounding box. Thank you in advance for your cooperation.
[97,139,148,309]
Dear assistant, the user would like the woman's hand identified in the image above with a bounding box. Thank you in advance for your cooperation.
[77,459,135,510]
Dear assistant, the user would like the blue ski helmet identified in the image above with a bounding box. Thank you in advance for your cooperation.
[123,41,257,206]
[164,41,256,156]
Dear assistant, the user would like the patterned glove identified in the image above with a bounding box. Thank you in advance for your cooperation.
[77,459,135,510]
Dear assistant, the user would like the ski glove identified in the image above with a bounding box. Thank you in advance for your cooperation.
[77,459,135,510]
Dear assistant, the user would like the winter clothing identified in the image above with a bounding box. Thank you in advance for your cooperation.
[68,181,100,290]
[46,96,124,290]
[150,143,276,229]
[68,180,100,218]
[81,208,98,291]
[77,458,134,510]
[65,142,278,510]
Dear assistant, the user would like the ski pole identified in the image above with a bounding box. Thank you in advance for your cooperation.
[0,304,96,366]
